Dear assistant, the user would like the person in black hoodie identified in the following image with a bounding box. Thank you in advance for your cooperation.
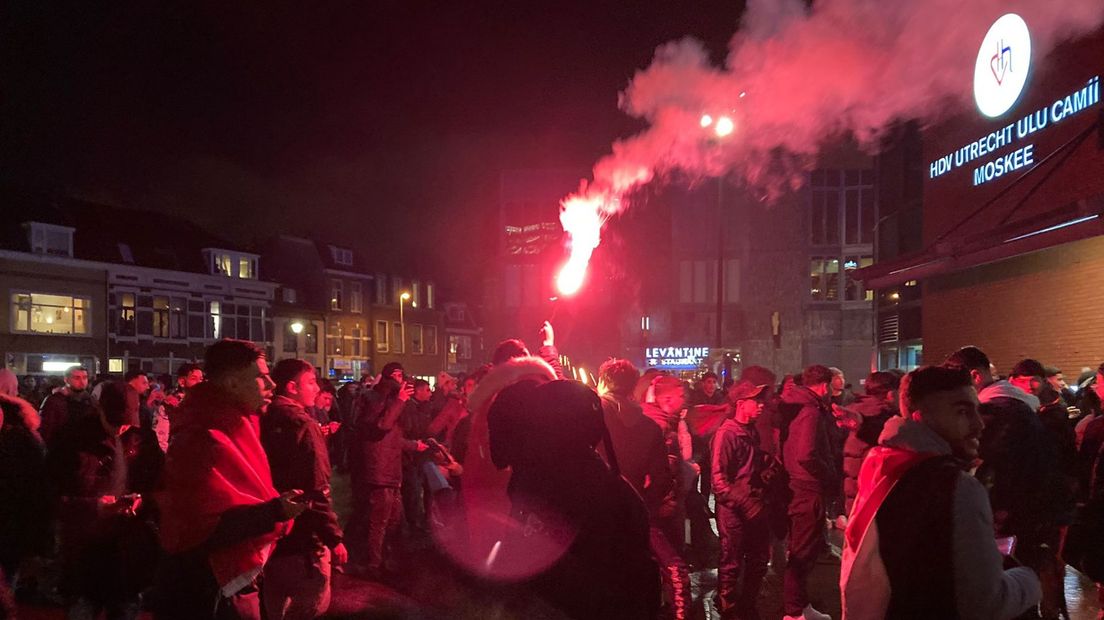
[260,359,346,620]
[837,371,900,519]
[489,379,660,620]
[780,365,836,620]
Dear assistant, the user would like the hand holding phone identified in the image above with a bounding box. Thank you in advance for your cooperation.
[277,489,308,520]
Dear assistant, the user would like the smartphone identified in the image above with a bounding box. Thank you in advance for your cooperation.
[996,535,1017,557]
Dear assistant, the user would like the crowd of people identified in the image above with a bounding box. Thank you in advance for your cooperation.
[3,328,1104,620]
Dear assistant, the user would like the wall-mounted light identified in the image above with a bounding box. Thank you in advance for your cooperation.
[290,321,304,335]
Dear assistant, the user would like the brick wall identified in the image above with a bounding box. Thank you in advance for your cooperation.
[924,235,1104,374]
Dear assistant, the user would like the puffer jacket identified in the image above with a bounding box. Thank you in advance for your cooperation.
[781,384,839,492]
[842,394,896,512]
[975,381,1061,541]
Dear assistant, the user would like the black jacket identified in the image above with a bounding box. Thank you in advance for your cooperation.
[781,385,839,491]
[349,382,415,488]
[599,393,672,519]
[39,388,95,448]
[260,396,343,556]
[712,419,781,520]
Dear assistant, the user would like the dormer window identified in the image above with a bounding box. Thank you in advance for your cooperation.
[118,243,134,264]
[330,246,353,267]
[25,222,75,257]
[204,249,259,279]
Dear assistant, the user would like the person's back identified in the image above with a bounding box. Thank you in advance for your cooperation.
[842,366,1040,620]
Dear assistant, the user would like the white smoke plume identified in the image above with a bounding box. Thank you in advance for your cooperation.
[582,0,1104,207]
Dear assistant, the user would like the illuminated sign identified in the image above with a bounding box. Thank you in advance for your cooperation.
[974,14,1031,118]
[645,346,710,370]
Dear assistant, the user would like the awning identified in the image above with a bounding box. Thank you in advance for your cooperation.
[856,193,1104,289]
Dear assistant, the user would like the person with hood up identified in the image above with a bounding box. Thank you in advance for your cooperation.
[152,340,305,620]
[344,362,423,580]
[260,359,346,620]
[448,322,559,578]
[488,379,660,619]
[781,365,839,620]
[0,370,50,616]
[836,371,901,521]
[943,345,1061,607]
[841,365,1040,619]
[46,380,164,620]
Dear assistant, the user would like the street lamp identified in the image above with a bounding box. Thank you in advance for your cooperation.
[399,292,411,351]
[700,113,736,354]
[290,321,304,335]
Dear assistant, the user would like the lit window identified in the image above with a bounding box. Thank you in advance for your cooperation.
[11,293,91,336]
[119,293,136,336]
[809,258,840,301]
[27,223,74,257]
[108,358,124,373]
[209,301,221,339]
[331,280,343,311]
[426,283,435,309]
[412,282,421,308]
[238,258,254,279]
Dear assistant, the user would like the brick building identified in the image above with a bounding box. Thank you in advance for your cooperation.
[860,17,1104,373]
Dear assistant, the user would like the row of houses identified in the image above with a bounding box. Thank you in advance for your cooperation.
[0,193,484,384]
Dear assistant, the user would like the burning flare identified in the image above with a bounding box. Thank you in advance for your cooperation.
[555,192,609,296]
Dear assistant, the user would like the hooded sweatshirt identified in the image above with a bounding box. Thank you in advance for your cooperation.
[781,384,839,491]
[840,416,1039,620]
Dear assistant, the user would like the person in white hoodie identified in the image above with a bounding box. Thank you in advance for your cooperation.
[841,365,1040,619]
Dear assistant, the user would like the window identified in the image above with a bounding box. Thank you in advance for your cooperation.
[426,283,435,309]
[284,322,299,353]
[108,358,124,373]
[152,297,170,338]
[426,325,437,355]
[349,282,362,313]
[810,169,875,246]
[375,275,387,305]
[327,322,343,355]
[843,256,875,301]
[375,320,389,352]
[330,246,353,266]
[412,282,421,308]
[238,258,255,279]
[27,223,74,257]
[810,258,841,301]
[281,288,297,304]
[391,278,405,306]
[330,280,343,311]
[213,254,233,276]
[392,322,404,354]
[410,324,423,354]
[11,293,90,335]
[678,260,716,304]
[170,298,186,339]
[119,293,136,336]
[305,323,318,354]
[350,326,363,357]
[448,335,472,362]
[209,301,221,339]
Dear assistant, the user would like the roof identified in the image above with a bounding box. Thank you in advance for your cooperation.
[0,187,248,274]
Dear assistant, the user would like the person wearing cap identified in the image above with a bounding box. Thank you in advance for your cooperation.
[712,380,779,619]
[46,380,163,620]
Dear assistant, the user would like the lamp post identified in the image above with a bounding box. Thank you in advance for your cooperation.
[399,292,411,352]
[700,113,736,353]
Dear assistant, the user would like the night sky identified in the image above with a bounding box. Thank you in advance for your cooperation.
[1,1,744,291]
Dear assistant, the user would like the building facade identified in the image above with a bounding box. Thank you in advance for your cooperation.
[860,17,1104,374]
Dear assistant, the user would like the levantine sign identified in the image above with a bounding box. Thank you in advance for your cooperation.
[646,346,710,370]
[975,13,1031,118]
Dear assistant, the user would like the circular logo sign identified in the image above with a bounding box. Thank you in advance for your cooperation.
[974,13,1031,118]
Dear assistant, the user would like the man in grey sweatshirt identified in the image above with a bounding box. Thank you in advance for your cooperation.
[840,365,1040,620]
